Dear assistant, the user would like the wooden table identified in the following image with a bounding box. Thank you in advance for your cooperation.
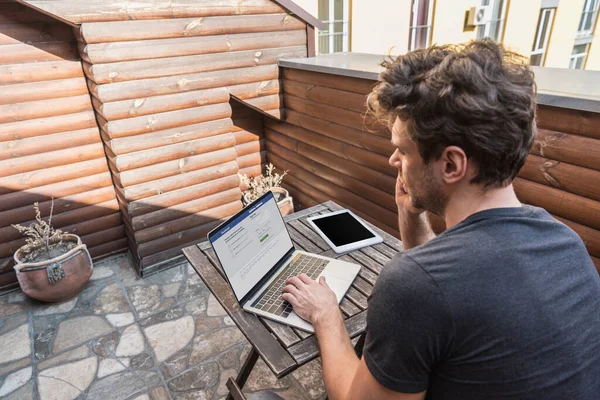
[182,201,403,399]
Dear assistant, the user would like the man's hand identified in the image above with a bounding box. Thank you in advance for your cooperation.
[396,176,424,217]
[282,274,339,325]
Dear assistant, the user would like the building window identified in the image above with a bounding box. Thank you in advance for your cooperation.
[317,0,349,54]
[570,44,589,69]
[578,0,599,36]
[409,0,434,51]
[476,0,508,42]
[530,8,555,66]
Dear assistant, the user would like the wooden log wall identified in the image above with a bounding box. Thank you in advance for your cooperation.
[0,1,124,288]
[273,68,600,273]
[71,2,307,274]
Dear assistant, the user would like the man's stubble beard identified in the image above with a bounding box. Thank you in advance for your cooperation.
[409,164,448,217]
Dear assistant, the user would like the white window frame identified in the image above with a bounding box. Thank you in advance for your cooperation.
[317,0,350,55]
[476,0,508,42]
[578,0,599,37]
[569,43,590,69]
[409,0,434,51]
[531,8,555,66]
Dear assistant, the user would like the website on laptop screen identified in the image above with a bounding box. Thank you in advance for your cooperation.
[210,193,294,301]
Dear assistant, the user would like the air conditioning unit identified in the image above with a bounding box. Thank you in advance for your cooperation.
[473,5,491,25]
[465,5,491,27]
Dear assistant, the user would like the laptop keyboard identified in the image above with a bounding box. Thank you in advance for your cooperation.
[252,254,329,318]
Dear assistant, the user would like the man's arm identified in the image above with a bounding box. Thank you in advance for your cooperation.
[399,212,436,250]
[283,275,426,400]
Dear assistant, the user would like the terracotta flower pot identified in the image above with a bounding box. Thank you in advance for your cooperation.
[243,187,295,216]
[13,234,93,303]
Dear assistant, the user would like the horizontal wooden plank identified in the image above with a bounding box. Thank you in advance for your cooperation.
[132,187,241,233]
[183,245,297,377]
[0,22,73,45]
[81,30,306,63]
[0,142,105,178]
[0,2,56,24]
[79,14,305,43]
[531,129,600,171]
[537,105,600,140]
[0,127,100,160]
[89,64,278,103]
[88,238,128,260]
[84,45,306,84]
[0,59,83,85]
[515,178,600,231]
[129,175,239,219]
[518,154,600,202]
[284,94,388,137]
[22,0,286,24]
[282,79,367,113]
[0,41,78,64]
[112,133,236,171]
[265,124,395,187]
[0,110,97,142]
[285,109,392,156]
[93,87,229,121]
[0,77,87,105]
[0,172,114,213]
[282,67,375,95]
[0,94,91,124]
[99,103,231,139]
[0,158,108,196]
[106,118,232,155]
[123,160,238,202]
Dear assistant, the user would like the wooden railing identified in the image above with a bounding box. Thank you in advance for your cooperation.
[272,65,600,272]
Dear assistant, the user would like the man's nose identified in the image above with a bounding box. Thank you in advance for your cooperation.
[389,149,401,169]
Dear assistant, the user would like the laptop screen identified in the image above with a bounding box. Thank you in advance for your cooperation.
[209,191,294,302]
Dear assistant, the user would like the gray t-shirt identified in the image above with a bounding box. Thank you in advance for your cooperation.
[364,206,600,399]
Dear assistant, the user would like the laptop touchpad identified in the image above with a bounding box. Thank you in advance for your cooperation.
[319,274,354,302]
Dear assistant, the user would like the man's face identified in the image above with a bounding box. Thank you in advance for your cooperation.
[389,118,447,215]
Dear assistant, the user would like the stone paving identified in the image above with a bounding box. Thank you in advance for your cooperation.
[0,254,326,400]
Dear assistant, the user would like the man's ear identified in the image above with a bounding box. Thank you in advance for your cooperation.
[440,146,469,184]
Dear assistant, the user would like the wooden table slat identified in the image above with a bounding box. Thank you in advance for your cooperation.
[287,311,367,365]
[182,246,297,377]
[288,219,329,250]
[293,328,312,339]
[202,246,226,278]
[261,318,302,348]
[339,255,378,286]
[284,203,328,222]
[352,275,374,298]
[345,286,369,310]
[340,297,361,317]
[286,223,323,254]
[372,242,399,259]
[347,251,383,275]
[360,246,391,266]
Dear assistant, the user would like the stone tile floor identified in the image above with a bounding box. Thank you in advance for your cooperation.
[0,254,326,400]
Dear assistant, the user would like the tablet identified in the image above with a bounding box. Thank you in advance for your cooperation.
[307,209,383,253]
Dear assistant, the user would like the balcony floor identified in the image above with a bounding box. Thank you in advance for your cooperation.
[0,254,325,400]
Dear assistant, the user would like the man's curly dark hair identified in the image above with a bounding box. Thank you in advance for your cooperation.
[368,39,537,187]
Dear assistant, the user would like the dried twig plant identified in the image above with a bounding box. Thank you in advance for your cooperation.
[12,200,72,262]
[239,163,288,203]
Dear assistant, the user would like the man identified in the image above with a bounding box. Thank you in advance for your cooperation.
[281,40,600,399]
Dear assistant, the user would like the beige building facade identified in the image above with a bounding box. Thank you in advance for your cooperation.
[294,0,600,70]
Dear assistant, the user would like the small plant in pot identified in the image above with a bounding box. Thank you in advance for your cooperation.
[12,201,93,303]
[239,163,294,216]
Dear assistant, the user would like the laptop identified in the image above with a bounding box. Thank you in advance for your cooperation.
[208,190,361,332]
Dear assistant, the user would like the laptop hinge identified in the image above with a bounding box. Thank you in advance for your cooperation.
[239,247,296,306]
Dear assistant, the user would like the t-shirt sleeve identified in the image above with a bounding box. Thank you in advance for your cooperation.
[363,253,454,393]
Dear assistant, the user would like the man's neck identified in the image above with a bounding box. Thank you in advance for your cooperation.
[443,183,522,229]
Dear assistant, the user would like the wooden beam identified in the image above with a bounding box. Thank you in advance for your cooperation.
[0,59,83,85]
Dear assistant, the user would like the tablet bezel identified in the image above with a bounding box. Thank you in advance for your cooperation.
[307,209,383,254]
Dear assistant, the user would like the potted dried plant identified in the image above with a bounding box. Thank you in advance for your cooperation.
[239,163,294,216]
[12,201,93,302]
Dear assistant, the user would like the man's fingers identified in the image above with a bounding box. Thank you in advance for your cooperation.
[297,274,313,284]
[319,275,329,288]
[285,276,303,288]
[282,283,301,297]
[281,292,297,305]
